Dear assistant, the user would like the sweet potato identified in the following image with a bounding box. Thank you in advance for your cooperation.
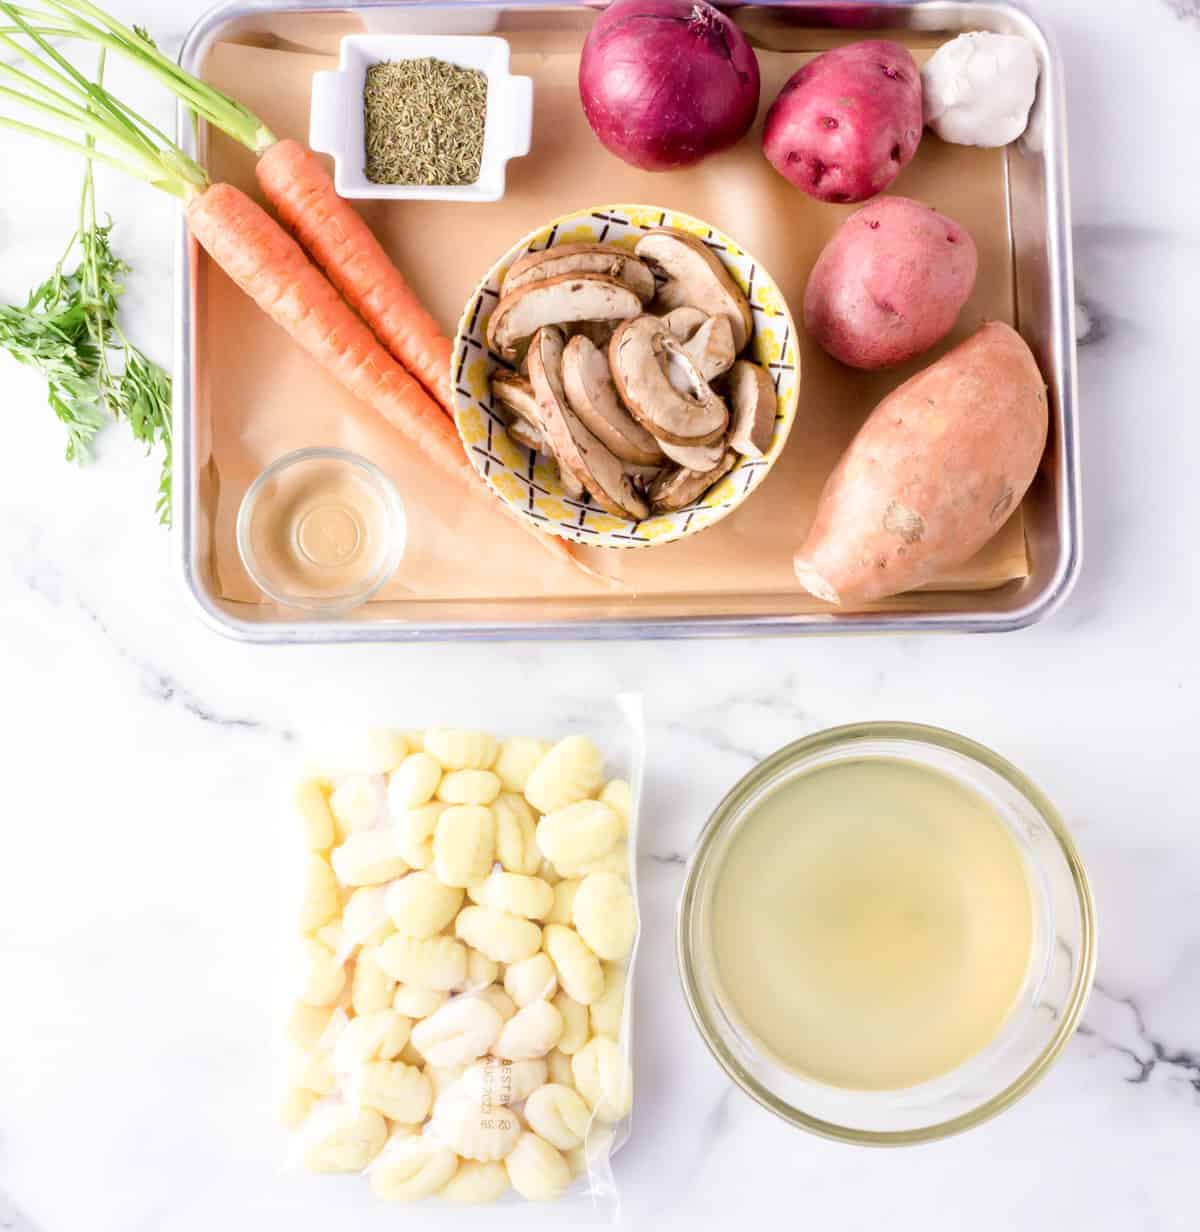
[762,41,923,204]
[803,196,978,369]
[794,322,1047,605]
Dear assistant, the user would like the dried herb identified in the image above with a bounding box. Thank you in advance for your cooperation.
[364,58,486,186]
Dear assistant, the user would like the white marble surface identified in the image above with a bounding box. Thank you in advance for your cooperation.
[1,1,1198,1228]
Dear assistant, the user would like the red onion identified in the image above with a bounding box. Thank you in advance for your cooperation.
[579,0,761,172]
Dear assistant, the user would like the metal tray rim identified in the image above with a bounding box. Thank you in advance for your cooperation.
[174,0,1081,643]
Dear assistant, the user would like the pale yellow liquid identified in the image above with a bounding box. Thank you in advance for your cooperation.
[712,757,1035,1091]
[246,457,393,601]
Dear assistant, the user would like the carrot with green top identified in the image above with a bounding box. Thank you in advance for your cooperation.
[0,0,588,576]
[27,0,459,418]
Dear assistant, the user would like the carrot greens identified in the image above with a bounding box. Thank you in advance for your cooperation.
[0,12,195,522]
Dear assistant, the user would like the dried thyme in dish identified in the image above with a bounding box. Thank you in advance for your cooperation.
[364,58,487,186]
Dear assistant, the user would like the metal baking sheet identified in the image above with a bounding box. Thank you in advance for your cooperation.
[174,0,1080,641]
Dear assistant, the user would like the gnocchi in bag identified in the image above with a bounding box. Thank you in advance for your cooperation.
[283,708,640,1209]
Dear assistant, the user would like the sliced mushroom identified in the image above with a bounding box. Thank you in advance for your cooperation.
[493,370,584,497]
[660,310,736,382]
[659,306,707,341]
[562,335,664,466]
[726,360,777,459]
[492,371,542,432]
[527,326,649,520]
[502,244,656,303]
[609,316,728,447]
[683,316,737,382]
[635,229,753,351]
[569,320,619,350]
[507,416,546,454]
[650,451,738,513]
[485,274,642,362]
[660,437,726,471]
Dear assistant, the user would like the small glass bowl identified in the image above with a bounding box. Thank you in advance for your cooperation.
[236,448,406,615]
[677,722,1097,1146]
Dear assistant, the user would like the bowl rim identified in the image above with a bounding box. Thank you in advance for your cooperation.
[450,202,802,550]
[675,720,1097,1146]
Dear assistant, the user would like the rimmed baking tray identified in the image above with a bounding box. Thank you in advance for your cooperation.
[175,0,1080,641]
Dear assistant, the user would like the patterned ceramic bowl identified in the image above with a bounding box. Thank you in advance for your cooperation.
[452,204,801,549]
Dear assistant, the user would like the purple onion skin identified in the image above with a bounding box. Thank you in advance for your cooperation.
[762,40,923,204]
[579,0,761,172]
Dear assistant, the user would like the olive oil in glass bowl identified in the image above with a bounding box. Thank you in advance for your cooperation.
[236,448,406,614]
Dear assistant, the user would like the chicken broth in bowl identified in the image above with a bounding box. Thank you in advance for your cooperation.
[710,756,1035,1091]
[677,723,1096,1144]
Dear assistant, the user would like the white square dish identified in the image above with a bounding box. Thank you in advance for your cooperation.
[309,33,533,202]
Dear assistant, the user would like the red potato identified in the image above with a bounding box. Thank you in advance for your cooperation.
[762,40,923,203]
[804,196,978,369]
[794,322,1047,605]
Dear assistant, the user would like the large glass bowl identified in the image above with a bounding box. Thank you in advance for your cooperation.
[677,722,1096,1145]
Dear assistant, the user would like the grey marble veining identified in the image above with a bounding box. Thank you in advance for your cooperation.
[1,0,1198,1229]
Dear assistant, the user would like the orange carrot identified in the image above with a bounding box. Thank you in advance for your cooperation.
[189,182,461,469]
[186,182,583,576]
[256,139,455,417]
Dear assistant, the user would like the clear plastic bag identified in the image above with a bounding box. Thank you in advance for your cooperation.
[279,694,642,1216]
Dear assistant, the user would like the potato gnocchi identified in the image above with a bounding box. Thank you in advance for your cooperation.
[468,870,554,921]
[342,886,391,948]
[536,800,622,871]
[494,737,551,794]
[455,905,542,965]
[440,1158,510,1203]
[524,736,604,814]
[504,953,558,1007]
[505,1131,571,1201]
[493,793,541,875]
[378,934,468,991]
[424,728,499,772]
[437,768,502,806]
[385,872,463,939]
[287,725,637,1206]
[494,999,564,1061]
[543,924,604,1006]
[411,996,504,1068]
[332,829,408,887]
[329,775,386,837]
[433,805,496,888]
[572,872,637,961]
[524,1083,591,1150]
[370,1132,458,1201]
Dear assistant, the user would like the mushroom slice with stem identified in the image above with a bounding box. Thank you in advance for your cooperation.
[609,316,728,447]
[527,326,650,521]
[681,316,737,383]
[562,335,664,466]
[726,360,777,459]
[659,306,707,341]
[486,275,642,363]
[635,229,753,352]
[502,244,656,303]
[650,451,739,513]
[661,310,736,383]
[492,371,584,498]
